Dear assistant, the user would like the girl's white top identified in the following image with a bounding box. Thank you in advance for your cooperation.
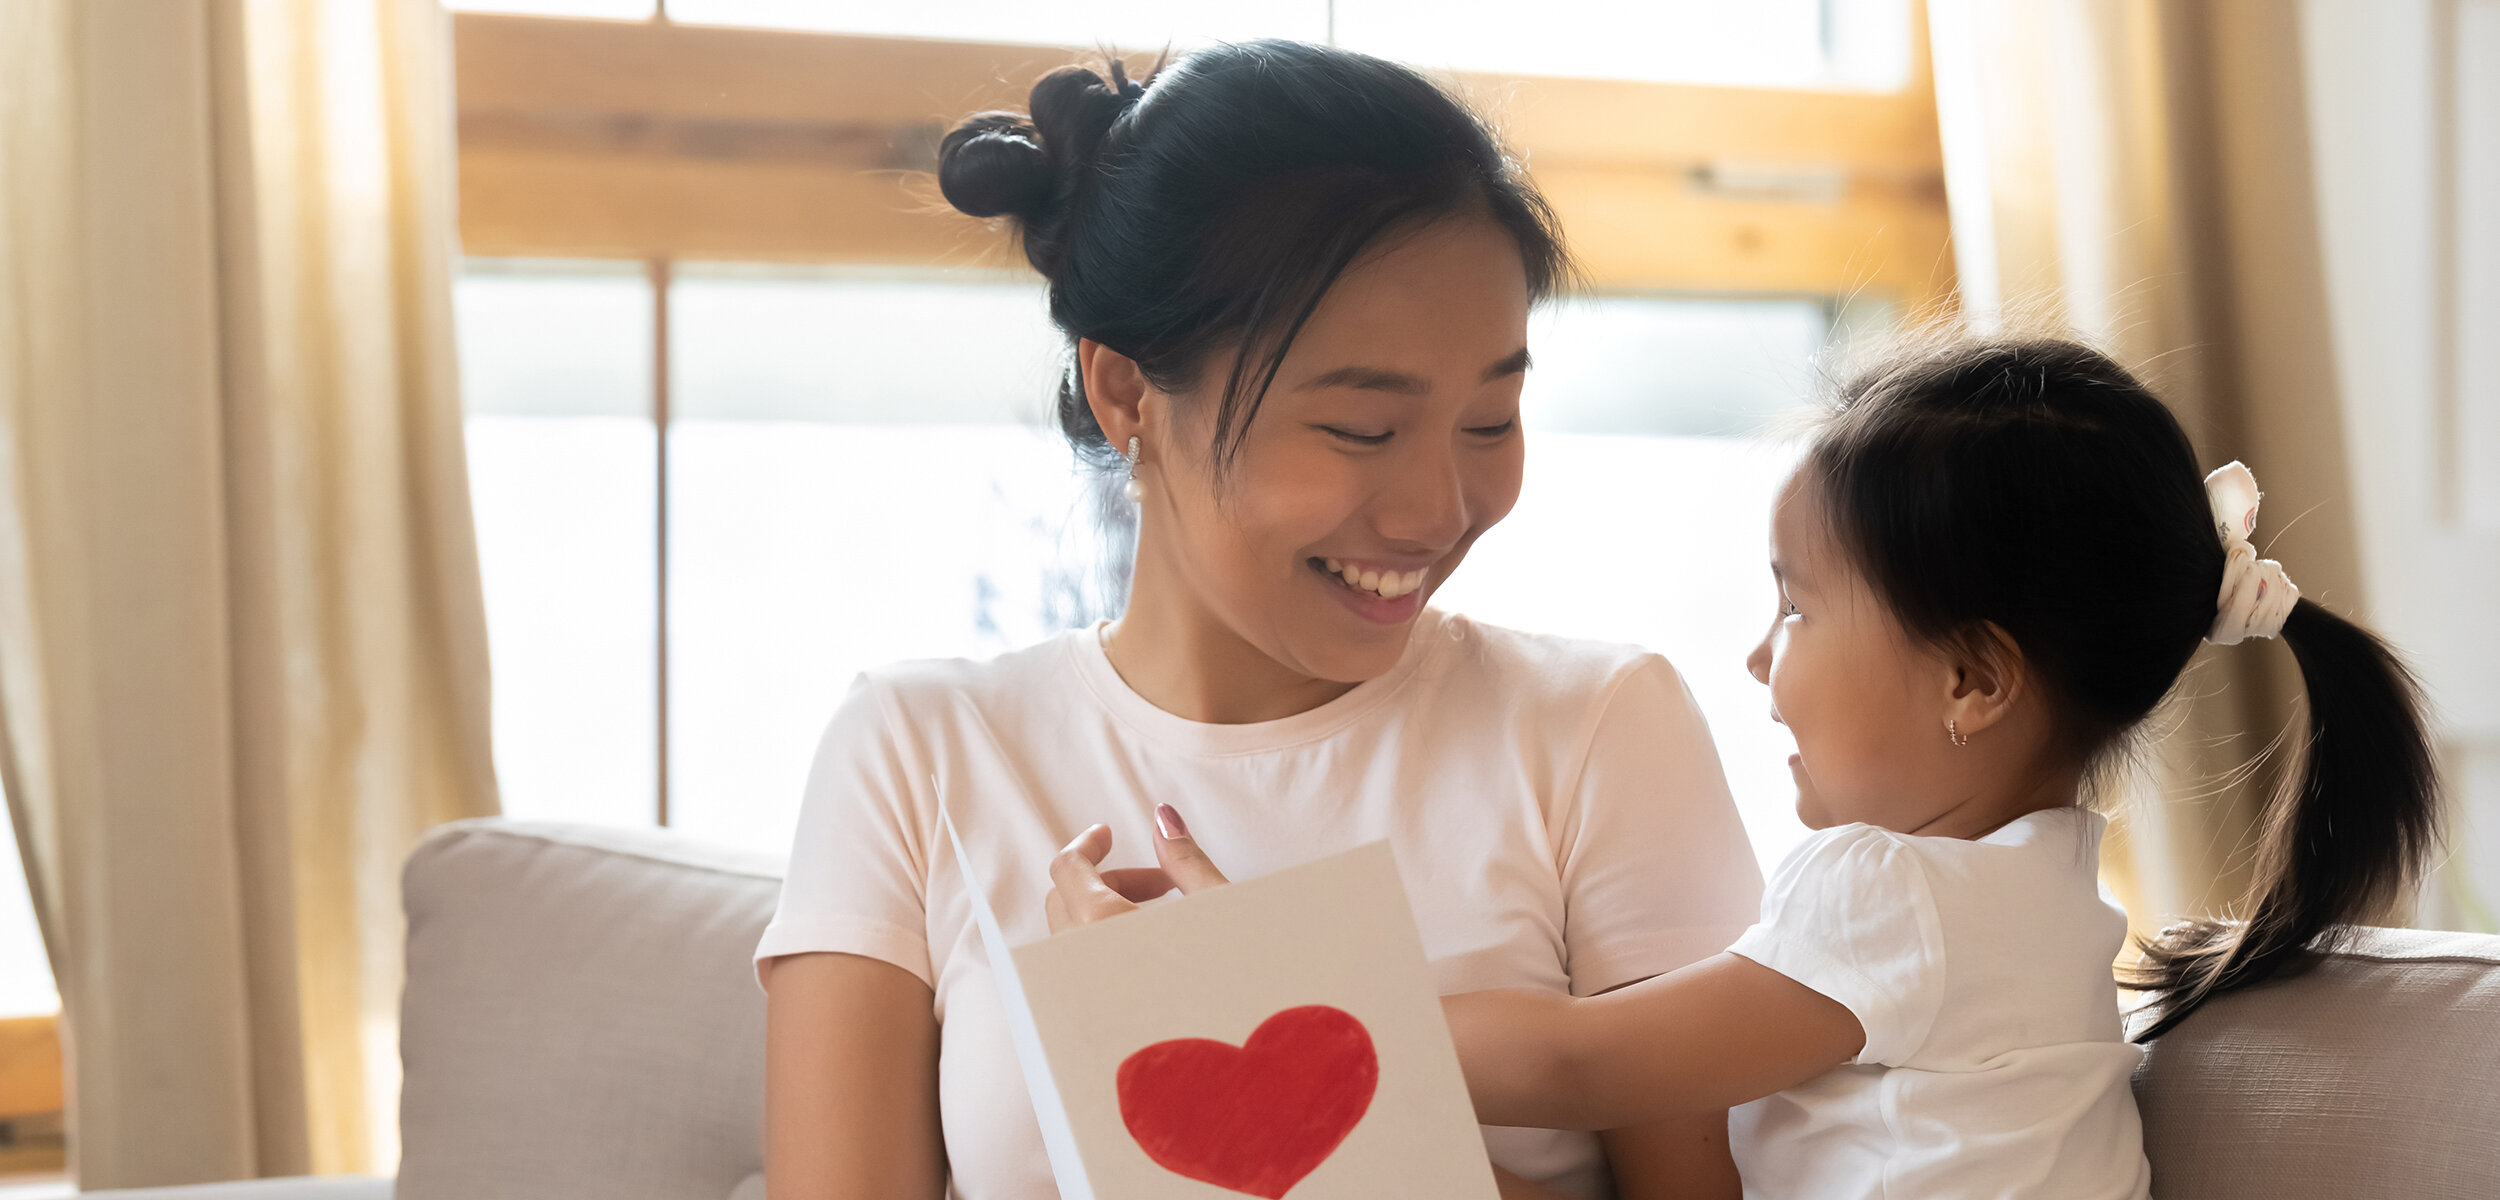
[757,608,1764,1200]
[1727,807,2154,1200]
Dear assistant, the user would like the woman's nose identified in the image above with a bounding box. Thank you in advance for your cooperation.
[1375,440,1472,550]
[1745,622,1775,684]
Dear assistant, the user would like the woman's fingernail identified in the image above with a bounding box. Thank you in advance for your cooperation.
[1156,803,1188,840]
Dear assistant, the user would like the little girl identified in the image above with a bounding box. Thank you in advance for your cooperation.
[1436,337,2440,1197]
[1050,337,2440,1197]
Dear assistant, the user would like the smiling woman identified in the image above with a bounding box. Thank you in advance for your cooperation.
[756,39,1764,1200]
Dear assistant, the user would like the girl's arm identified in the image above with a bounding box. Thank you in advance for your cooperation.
[1444,952,1865,1131]
[1602,1113,1741,1200]
[764,951,949,1198]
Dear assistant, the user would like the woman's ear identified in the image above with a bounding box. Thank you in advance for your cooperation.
[1941,621,2026,736]
[1078,338,1148,451]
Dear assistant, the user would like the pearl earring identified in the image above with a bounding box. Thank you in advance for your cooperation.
[1947,719,1970,747]
[1123,436,1144,503]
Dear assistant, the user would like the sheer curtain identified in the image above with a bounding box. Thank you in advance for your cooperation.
[1925,0,2369,935]
[0,0,497,1185]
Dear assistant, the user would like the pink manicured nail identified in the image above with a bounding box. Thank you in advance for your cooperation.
[1156,803,1188,840]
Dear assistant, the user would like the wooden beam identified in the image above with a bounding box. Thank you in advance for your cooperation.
[1539,167,1956,308]
[458,146,1020,268]
[450,11,1954,302]
[457,145,1954,302]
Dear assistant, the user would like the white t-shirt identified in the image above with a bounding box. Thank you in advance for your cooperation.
[1725,807,2154,1200]
[757,608,1764,1200]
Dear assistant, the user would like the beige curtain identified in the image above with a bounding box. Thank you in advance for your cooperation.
[0,0,497,1186]
[1924,0,2366,936]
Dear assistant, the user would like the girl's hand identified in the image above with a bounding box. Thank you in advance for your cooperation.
[1044,804,1231,933]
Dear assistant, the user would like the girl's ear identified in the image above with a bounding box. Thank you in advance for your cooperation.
[1078,338,1149,451]
[1940,621,2026,736]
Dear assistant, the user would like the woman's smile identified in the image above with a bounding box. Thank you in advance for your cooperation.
[1309,556,1430,624]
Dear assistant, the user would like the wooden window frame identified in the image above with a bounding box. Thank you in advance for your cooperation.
[451,9,1953,310]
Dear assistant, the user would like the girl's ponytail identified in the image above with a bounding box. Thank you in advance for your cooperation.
[2128,597,2441,1041]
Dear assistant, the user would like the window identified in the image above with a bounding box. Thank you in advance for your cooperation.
[449,4,1951,874]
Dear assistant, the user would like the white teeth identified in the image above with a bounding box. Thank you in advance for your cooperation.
[1323,559,1431,599]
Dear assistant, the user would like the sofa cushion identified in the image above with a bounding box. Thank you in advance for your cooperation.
[2132,926,2500,1199]
[396,820,781,1200]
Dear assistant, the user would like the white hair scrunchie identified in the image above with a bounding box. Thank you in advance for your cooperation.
[2204,461,2300,645]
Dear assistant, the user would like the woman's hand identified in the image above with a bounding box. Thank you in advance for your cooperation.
[1044,804,1231,933]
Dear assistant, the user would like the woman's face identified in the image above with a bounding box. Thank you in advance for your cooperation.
[1139,216,1531,684]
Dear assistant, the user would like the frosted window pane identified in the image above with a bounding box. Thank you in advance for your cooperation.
[1524,297,1828,436]
[456,265,652,418]
[1336,0,1910,90]
[0,787,57,1017]
[467,417,660,827]
[667,424,1103,851]
[668,267,1104,849]
[670,269,1062,424]
[457,260,658,828]
[666,0,1327,47]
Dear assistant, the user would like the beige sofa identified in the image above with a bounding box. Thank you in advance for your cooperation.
[94,819,2500,1199]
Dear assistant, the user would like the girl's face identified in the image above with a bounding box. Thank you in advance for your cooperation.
[1746,472,1963,832]
[1137,217,1531,684]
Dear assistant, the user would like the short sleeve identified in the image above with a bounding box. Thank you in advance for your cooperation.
[1726,824,1946,1066]
[1554,657,1767,997]
[753,675,936,989]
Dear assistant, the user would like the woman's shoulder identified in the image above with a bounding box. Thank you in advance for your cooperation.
[823,629,1091,740]
[1430,611,1695,709]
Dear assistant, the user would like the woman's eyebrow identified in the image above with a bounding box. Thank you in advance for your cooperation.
[1483,346,1532,381]
[1298,365,1430,394]
[1296,348,1535,395]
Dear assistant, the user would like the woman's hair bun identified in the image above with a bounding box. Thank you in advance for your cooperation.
[938,61,1148,223]
[937,112,1052,220]
[1028,63,1142,167]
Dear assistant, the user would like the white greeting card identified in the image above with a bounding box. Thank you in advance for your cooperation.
[942,809,1498,1200]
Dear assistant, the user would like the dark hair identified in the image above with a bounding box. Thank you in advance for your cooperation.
[936,40,1570,474]
[1806,338,2441,1042]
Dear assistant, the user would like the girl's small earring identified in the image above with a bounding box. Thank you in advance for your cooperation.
[1947,719,1970,748]
[1122,436,1145,504]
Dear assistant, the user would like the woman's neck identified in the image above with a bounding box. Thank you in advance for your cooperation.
[1101,566,1361,726]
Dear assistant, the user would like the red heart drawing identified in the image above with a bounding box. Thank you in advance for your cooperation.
[1115,1005,1380,1198]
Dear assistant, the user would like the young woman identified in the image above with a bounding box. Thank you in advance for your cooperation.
[757,41,1764,1200]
